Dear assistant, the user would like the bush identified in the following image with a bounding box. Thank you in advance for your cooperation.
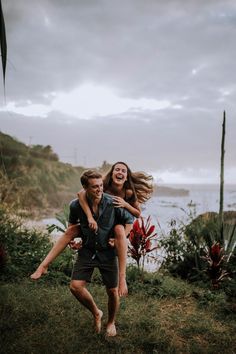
[0,206,73,283]
[160,214,236,288]
[126,265,191,298]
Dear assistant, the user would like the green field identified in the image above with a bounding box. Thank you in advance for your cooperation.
[1,275,236,354]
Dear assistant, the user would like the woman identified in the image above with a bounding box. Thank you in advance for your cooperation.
[30,162,153,296]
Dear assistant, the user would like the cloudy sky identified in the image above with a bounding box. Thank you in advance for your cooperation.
[0,0,236,184]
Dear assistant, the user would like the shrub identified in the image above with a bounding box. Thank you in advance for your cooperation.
[160,214,236,287]
[126,265,190,298]
[0,206,73,283]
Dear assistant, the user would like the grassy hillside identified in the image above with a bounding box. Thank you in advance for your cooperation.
[0,131,88,215]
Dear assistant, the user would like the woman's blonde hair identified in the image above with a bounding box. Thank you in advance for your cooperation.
[103,162,153,203]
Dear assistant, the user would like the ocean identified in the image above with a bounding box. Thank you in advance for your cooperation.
[142,184,236,233]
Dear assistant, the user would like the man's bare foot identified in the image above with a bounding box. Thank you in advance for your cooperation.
[118,276,128,297]
[94,309,103,334]
[30,265,48,280]
[106,322,117,337]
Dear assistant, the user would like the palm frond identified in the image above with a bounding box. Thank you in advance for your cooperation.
[0,0,7,89]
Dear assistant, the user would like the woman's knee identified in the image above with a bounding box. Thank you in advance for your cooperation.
[114,225,125,238]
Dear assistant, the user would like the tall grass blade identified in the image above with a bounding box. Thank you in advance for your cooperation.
[219,111,226,243]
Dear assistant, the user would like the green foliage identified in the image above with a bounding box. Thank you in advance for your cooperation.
[160,213,236,287]
[47,204,70,234]
[126,265,191,298]
[0,205,73,282]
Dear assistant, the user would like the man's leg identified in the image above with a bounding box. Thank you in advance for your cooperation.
[30,224,80,280]
[113,224,131,296]
[70,279,103,333]
[106,286,119,337]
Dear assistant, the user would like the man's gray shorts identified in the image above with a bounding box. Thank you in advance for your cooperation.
[71,250,118,289]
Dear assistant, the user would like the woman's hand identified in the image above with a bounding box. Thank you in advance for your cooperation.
[69,239,82,250]
[112,196,127,208]
[88,217,98,232]
[108,238,115,248]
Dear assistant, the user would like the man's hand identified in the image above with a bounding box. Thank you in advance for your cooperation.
[118,275,128,297]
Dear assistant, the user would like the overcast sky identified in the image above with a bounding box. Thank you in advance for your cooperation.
[0,0,236,184]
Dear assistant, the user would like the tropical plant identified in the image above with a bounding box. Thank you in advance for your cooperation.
[47,204,70,234]
[161,212,236,285]
[202,242,229,289]
[201,112,236,287]
[128,216,158,271]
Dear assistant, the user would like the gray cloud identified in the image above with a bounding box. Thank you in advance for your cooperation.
[1,0,236,182]
[3,0,236,101]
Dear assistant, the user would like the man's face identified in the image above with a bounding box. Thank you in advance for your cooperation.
[85,178,103,200]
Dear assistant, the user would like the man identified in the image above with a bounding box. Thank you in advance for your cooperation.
[68,170,133,336]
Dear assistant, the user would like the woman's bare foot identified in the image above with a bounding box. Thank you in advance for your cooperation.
[30,265,48,280]
[106,322,117,337]
[94,309,103,334]
[118,275,128,297]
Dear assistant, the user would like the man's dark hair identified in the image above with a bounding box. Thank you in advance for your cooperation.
[80,170,103,188]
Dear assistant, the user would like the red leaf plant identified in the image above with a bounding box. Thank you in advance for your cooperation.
[203,242,229,289]
[128,216,158,270]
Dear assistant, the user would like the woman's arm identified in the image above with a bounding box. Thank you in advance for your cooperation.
[112,194,141,218]
[77,189,98,231]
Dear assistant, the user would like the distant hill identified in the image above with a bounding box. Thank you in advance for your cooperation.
[153,185,189,197]
[0,131,89,215]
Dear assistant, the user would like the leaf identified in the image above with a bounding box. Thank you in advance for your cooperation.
[146,224,155,236]
[224,222,236,255]
[132,219,141,233]
[46,224,65,234]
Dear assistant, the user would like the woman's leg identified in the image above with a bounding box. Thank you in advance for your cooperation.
[113,224,131,297]
[30,224,80,280]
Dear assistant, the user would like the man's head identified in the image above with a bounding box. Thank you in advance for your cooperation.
[80,170,103,200]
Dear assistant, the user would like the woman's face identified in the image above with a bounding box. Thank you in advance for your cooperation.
[111,163,128,185]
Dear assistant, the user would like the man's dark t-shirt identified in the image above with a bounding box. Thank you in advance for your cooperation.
[69,193,134,262]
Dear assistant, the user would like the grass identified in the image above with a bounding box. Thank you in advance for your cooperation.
[1,275,236,354]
